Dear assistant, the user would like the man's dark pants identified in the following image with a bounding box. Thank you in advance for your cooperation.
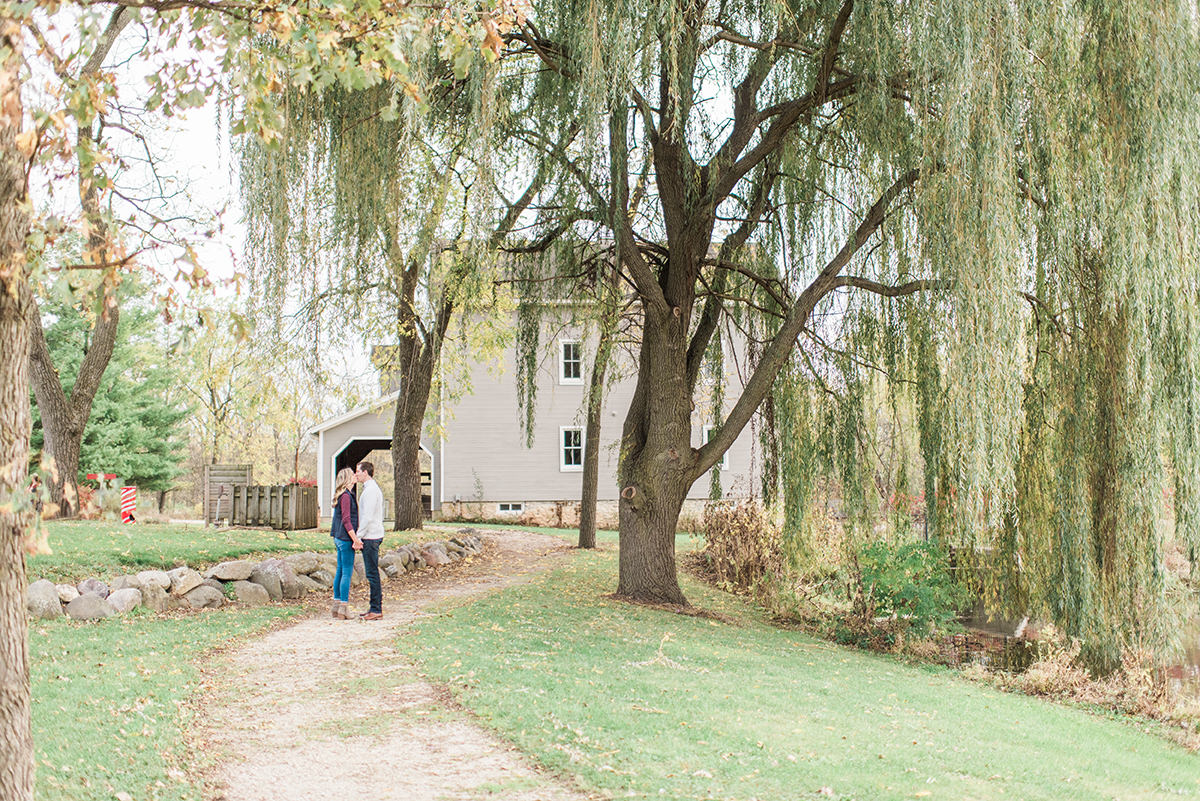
[361,539,383,614]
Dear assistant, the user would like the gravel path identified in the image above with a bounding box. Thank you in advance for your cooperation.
[192,530,590,801]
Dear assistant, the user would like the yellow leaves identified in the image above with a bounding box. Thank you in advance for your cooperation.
[253,10,296,41]
[315,29,342,54]
[480,19,503,61]
[15,127,38,158]
[401,80,422,103]
[255,122,281,146]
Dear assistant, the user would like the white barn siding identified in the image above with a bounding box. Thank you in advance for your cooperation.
[437,312,760,505]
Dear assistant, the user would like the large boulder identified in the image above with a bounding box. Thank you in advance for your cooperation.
[183,585,224,609]
[56,584,80,604]
[249,558,304,600]
[107,588,143,613]
[230,580,270,606]
[283,552,321,575]
[136,570,171,590]
[420,547,452,567]
[167,567,203,597]
[308,569,333,589]
[140,585,169,614]
[201,578,224,593]
[66,593,114,621]
[247,565,281,600]
[76,578,109,598]
[110,574,143,593]
[252,558,301,599]
[26,580,63,620]
[378,553,401,579]
[205,560,254,581]
[296,575,322,594]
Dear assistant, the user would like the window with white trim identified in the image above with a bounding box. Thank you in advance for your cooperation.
[703,425,729,470]
[498,502,524,513]
[560,426,584,471]
[560,340,583,384]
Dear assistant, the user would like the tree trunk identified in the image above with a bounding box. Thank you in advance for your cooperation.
[615,306,695,605]
[391,418,424,531]
[389,306,438,533]
[616,458,690,604]
[25,8,128,520]
[0,16,35,799]
[578,367,606,549]
[22,370,83,516]
[578,267,620,549]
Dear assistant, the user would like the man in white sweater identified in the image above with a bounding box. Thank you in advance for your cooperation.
[355,461,386,619]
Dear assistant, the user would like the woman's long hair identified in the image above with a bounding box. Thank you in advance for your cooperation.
[332,467,356,504]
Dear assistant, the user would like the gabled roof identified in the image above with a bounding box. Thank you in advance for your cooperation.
[308,391,399,436]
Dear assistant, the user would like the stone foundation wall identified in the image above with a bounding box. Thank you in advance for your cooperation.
[436,499,713,532]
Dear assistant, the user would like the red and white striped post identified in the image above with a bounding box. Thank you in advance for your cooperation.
[120,486,137,523]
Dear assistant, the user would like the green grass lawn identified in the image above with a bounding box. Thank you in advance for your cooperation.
[401,545,1200,801]
[26,520,332,583]
[30,604,302,801]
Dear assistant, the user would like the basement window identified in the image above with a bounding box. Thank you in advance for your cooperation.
[498,502,524,514]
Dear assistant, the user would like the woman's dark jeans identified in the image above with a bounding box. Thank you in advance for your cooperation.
[361,539,383,613]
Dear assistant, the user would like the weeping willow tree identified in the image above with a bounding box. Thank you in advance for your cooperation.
[241,52,555,530]
[495,0,1200,648]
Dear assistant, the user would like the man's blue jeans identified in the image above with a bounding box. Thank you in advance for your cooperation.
[333,539,354,603]
[361,539,383,613]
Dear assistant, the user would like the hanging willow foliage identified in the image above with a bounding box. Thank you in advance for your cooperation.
[492,0,1200,662]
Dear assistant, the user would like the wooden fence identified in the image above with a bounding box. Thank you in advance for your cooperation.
[225,484,319,530]
[204,464,252,525]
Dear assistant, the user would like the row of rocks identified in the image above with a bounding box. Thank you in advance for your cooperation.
[26,532,485,621]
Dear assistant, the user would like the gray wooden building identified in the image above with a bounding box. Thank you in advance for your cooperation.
[311,308,760,523]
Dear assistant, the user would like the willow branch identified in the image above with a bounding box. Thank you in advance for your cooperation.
[831,276,952,297]
[692,167,920,479]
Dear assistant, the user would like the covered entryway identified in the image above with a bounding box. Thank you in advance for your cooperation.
[331,438,433,519]
[311,393,441,520]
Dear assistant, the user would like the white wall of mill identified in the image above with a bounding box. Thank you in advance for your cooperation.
[315,309,764,518]
[438,310,760,506]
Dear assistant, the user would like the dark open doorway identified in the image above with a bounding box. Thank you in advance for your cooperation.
[333,438,432,519]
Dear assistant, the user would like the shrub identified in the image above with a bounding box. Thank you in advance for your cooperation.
[699,501,783,595]
[839,540,968,646]
[1015,633,1090,696]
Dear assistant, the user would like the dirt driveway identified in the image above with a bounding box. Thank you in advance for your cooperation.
[191,529,593,801]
